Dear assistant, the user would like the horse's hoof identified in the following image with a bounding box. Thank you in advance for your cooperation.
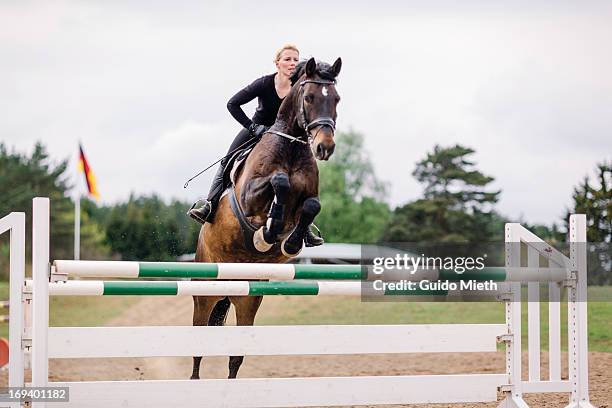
[253,227,273,252]
[281,236,303,258]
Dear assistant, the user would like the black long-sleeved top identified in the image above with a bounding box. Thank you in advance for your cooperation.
[227,74,283,129]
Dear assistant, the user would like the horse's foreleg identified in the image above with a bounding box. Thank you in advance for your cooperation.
[228,296,263,379]
[253,172,290,252]
[191,296,230,380]
[282,197,321,257]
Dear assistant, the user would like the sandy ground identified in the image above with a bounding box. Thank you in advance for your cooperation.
[2,296,610,407]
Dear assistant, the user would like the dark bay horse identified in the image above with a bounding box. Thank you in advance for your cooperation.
[191,57,342,379]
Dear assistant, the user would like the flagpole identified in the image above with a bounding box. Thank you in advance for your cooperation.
[75,144,81,261]
[74,194,80,261]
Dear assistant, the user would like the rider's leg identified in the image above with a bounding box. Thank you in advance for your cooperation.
[304,223,324,247]
[188,128,253,224]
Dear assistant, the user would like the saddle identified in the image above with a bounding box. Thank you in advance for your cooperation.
[221,142,256,193]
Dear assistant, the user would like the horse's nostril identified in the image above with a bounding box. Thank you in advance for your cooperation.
[317,144,323,156]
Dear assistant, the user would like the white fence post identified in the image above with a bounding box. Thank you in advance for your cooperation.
[1,212,26,408]
[566,214,594,408]
[32,198,50,408]
[499,223,528,408]
[527,246,540,382]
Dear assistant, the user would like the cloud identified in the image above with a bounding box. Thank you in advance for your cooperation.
[1,2,611,225]
[86,119,239,203]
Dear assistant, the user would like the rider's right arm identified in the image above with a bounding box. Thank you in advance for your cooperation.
[227,76,266,129]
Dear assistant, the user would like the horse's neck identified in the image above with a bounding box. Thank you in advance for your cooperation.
[272,87,304,136]
[268,117,309,165]
[261,130,311,163]
[248,87,314,168]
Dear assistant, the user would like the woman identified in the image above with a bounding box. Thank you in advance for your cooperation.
[188,44,323,247]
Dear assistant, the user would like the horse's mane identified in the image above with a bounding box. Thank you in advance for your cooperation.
[290,59,337,85]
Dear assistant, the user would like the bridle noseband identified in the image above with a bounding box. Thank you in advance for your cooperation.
[265,77,337,146]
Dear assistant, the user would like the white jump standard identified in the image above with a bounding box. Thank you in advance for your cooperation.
[0,197,595,407]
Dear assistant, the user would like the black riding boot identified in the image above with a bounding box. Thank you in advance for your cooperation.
[304,225,324,247]
[187,165,226,224]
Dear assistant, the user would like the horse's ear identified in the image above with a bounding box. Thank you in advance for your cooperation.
[305,57,316,77]
[331,57,342,77]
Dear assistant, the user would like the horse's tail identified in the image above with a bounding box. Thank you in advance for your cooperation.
[208,297,231,326]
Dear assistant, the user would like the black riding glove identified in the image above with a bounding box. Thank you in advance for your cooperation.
[248,123,268,138]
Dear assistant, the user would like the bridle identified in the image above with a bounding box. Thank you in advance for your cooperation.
[266,77,337,145]
[298,78,337,135]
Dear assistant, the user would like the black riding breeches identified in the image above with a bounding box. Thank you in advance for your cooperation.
[223,128,253,166]
[207,128,255,202]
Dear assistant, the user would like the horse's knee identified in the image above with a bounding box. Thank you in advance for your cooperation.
[270,172,289,190]
[302,197,321,216]
[270,172,290,199]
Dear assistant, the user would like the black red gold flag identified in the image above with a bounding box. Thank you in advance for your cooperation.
[78,144,100,199]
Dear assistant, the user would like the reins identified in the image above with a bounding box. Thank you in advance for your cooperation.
[265,130,308,144]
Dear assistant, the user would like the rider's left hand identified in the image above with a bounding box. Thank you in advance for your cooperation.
[249,123,269,138]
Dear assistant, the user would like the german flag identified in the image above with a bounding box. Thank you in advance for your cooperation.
[78,143,100,199]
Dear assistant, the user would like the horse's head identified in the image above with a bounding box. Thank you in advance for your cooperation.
[293,57,342,161]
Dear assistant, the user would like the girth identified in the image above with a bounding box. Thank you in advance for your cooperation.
[228,186,277,254]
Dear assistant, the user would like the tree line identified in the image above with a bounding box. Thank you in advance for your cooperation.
[1,136,609,283]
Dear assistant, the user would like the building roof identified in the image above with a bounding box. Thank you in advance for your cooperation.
[177,243,414,264]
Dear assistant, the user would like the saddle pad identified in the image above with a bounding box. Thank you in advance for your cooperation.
[229,147,252,186]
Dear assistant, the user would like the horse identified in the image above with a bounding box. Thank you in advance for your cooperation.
[191,57,342,380]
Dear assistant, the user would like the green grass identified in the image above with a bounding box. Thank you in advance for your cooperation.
[0,282,610,352]
[586,287,612,350]
[258,296,505,325]
[256,286,612,352]
[47,296,140,327]
[0,282,139,338]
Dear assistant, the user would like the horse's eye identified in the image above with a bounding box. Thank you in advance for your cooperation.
[304,94,314,103]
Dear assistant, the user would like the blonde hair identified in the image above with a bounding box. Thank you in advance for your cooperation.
[274,44,299,63]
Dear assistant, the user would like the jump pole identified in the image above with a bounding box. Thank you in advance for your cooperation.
[26,280,450,297]
[52,260,569,282]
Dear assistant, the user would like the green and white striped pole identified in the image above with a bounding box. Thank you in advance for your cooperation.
[27,280,448,297]
[53,261,364,280]
[53,261,568,282]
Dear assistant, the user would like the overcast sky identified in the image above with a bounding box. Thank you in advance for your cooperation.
[2,1,611,225]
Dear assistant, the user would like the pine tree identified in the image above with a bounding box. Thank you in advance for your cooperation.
[385,144,504,243]
[316,131,391,243]
[564,161,611,285]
